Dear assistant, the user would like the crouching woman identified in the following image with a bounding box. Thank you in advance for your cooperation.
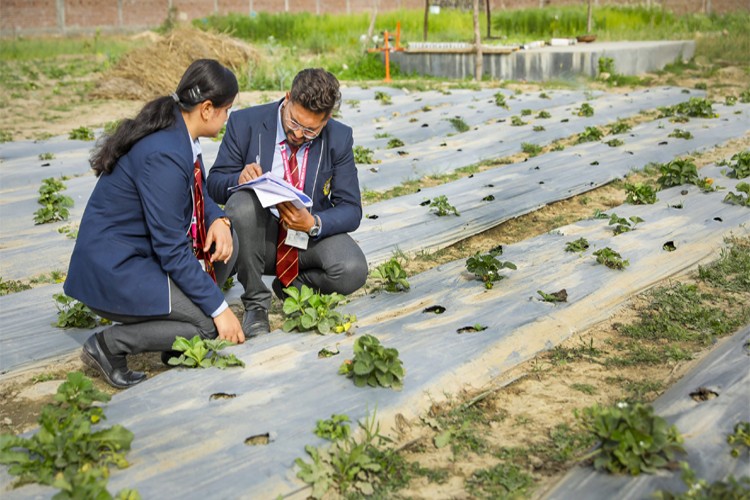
[64,59,244,389]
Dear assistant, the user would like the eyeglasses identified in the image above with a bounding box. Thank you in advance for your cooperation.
[283,103,324,140]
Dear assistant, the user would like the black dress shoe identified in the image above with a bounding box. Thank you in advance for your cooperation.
[242,308,270,338]
[81,334,147,389]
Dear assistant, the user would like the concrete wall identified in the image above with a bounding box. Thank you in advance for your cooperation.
[390,40,696,81]
[1,0,747,36]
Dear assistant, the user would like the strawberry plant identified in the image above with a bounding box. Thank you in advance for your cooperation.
[608,214,644,235]
[605,138,624,147]
[34,177,74,224]
[657,158,699,188]
[668,128,693,140]
[725,95,737,106]
[466,249,517,289]
[533,125,546,132]
[493,92,508,108]
[593,247,629,270]
[624,183,657,205]
[429,195,459,216]
[68,126,95,141]
[575,102,594,117]
[520,108,532,116]
[695,177,720,192]
[659,97,717,119]
[314,414,351,442]
[374,91,392,105]
[537,289,568,302]
[282,285,356,334]
[353,145,376,164]
[727,421,749,458]
[537,110,551,119]
[1,277,31,295]
[725,150,750,179]
[369,257,410,292]
[565,237,590,252]
[0,372,136,497]
[53,293,105,329]
[576,126,603,144]
[654,461,750,500]
[38,152,55,160]
[577,402,685,475]
[510,115,526,126]
[740,89,750,103]
[723,182,750,207]
[448,116,469,133]
[168,335,244,369]
[386,137,404,149]
[339,334,405,390]
[609,120,631,135]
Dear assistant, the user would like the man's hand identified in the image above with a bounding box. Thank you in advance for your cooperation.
[205,218,233,263]
[278,202,315,232]
[238,162,262,184]
[214,308,245,344]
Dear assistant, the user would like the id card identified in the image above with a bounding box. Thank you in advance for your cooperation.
[285,229,309,250]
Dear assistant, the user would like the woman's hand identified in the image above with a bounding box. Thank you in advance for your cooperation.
[214,308,245,344]
[205,217,232,263]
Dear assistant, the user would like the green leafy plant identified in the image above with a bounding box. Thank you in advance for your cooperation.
[520,108,532,116]
[369,258,410,292]
[521,142,542,157]
[386,137,404,149]
[1,277,31,295]
[466,248,517,289]
[466,462,533,499]
[38,152,55,161]
[727,421,750,458]
[577,402,684,475]
[593,247,630,270]
[510,115,526,126]
[537,289,568,302]
[624,183,657,204]
[0,372,135,496]
[53,293,101,329]
[296,411,399,498]
[34,177,74,224]
[68,126,95,141]
[282,285,356,334]
[533,125,546,132]
[609,120,632,135]
[608,213,644,235]
[576,126,603,143]
[565,237,590,253]
[659,97,717,119]
[668,128,693,140]
[725,150,750,179]
[0,130,13,143]
[493,92,508,108]
[314,414,352,442]
[429,195,459,216]
[725,95,737,106]
[575,102,594,117]
[374,90,392,105]
[606,138,624,147]
[338,334,405,390]
[657,158,699,188]
[740,89,750,103]
[448,116,469,133]
[695,176,720,192]
[353,145,376,164]
[654,461,750,499]
[168,335,245,369]
[537,110,551,119]
[723,182,750,206]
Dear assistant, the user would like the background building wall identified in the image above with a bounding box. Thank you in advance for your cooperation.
[1,0,747,36]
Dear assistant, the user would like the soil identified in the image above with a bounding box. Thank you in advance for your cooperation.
[1,44,748,498]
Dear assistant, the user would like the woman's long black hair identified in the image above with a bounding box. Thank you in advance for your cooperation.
[90,59,238,176]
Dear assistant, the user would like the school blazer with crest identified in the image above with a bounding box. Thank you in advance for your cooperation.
[207,99,362,238]
[64,111,226,318]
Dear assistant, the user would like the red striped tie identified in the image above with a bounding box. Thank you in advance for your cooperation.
[193,159,216,282]
[276,144,300,287]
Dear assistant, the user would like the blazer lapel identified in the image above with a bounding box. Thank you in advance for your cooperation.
[259,102,280,173]
[304,135,322,196]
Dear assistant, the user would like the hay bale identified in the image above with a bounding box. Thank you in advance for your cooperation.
[92,28,261,101]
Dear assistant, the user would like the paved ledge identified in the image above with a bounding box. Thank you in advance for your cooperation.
[390,40,695,81]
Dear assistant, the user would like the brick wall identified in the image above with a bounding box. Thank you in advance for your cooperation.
[1,0,747,36]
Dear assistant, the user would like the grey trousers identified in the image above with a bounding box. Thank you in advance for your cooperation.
[91,233,238,356]
[224,190,368,312]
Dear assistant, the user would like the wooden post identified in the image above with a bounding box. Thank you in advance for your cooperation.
[384,30,391,83]
[423,0,429,41]
[586,0,593,34]
[473,0,483,81]
[485,0,492,39]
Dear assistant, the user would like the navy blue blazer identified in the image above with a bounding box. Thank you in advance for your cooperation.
[207,99,362,238]
[64,112,226,318]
